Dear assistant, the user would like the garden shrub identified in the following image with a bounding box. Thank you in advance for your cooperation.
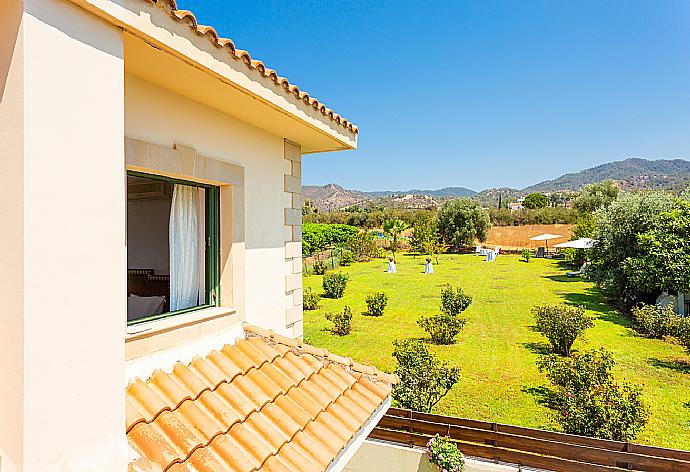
[339,250,355,266]
[303,288,320,311]
[364,291,388,316]
[426,435,464,472]
[312,260,327,275]
[392,338,460,412]
[532,304,593,356]
[675,317,690,355]
[347,231,379,261]
[537,349,649,441]
[322,272,348,298]
[418,313,467,345]
[522,249,531,262]
[440,284,472,317]
[562,248,586,269]
[631,303,681,339]
[325,306,353,336]
[302,223,358,255]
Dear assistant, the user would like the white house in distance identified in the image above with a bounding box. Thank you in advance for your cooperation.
[1,1,397,471]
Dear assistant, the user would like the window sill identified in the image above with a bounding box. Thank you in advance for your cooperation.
[126,306,238,342]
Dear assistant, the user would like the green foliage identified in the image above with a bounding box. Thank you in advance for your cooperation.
[302,223,358,255]
[339,250,355,266]
[440,284,473,316]
[522,249,531,262]
[574,180,620,213]
[538,349,649,441]
[523,192,550,209]
[322,272,348,298]
[624,200,690,295]
[303,288,321,311]
[325,306,353,336]
[364,291,388,316]
[572,212,596,239]
[426,435,465,472]
[392,338,460,412]
[312,260,327,275]
[675,318,690,355]
[589,191,676,308]
[347,231,379,261]
[437,199,490,247]
[632,304,681,339]
[488,207,578,226]
[411,215,439,254]
[532,304,593,356]
[383,218,408,260]
[418,313,467,344]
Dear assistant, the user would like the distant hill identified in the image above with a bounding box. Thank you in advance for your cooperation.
[303,158,690,211]
[302,184,369,211]
[365,187,476,198]
[523,158,690,193]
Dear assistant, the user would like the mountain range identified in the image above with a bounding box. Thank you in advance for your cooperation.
[303,158,690,211]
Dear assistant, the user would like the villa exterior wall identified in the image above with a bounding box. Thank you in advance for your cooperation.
[1,0,129,470]
[124,74,302,337]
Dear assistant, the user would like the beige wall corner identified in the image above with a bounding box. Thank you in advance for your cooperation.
[18,0,128,469]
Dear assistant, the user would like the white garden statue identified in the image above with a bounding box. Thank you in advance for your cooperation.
[387,256,397,273]
[425,257,434,274]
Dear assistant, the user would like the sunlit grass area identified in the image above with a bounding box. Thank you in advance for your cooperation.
[303,253,690,450]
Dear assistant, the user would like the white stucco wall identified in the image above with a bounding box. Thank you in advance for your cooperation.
[4,0,129,470]
[124,74,294,335]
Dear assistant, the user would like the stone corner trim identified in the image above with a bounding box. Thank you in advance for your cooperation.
[283,140,303,337]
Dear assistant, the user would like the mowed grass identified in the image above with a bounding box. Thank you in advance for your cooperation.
[303,254,690,450]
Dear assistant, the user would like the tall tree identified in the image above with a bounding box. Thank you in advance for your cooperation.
[437,198,490,247]
[523,192,550,209]
[574,180,619,214]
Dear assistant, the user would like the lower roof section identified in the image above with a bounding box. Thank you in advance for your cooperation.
[126,324,396,471]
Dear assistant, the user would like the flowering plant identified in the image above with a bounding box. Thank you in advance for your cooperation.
[426,434,464,472]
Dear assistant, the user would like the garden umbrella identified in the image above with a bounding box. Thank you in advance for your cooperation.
[554,238,596,249]
[529,233,563,252]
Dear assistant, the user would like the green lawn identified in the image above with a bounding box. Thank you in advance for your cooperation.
[303,253,690,450]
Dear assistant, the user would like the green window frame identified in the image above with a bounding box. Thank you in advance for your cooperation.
[126,170,221,326]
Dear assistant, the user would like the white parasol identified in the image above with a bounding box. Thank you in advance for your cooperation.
[554,238,596,249]
[529,233,563,252]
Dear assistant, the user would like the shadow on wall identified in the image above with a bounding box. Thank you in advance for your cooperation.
[0,1,22,101]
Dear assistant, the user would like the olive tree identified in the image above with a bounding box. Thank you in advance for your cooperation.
[437,198,490,248]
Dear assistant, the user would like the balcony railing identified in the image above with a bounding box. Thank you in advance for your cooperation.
[369,408,690,472]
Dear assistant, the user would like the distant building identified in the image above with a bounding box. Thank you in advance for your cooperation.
[509,197,525,211]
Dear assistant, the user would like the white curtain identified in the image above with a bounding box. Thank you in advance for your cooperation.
[169,184,200,311]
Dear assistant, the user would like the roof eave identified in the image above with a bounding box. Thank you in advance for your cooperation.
[67,0,358,153]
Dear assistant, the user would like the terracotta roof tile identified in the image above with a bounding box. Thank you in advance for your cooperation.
[127,325,394,471]
[139,0,358,135]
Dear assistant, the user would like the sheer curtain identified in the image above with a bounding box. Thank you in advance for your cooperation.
[169,184,200,311]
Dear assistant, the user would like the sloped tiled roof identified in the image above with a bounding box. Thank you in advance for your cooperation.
[141,0,358,135]
[126,326,395,471]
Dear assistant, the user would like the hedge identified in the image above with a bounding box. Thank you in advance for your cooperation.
[302,223,358,255]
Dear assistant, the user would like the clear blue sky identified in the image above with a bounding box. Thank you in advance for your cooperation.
[178,0,690,191]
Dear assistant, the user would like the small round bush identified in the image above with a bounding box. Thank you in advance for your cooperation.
[303,288,321,311]
[325,306,353,336]
[312,260,327,275]
[532,304,593,357]
[522,249,531,262]
[364,291,388,316]
[418,313,467,345]
[440,284,472,317]
[339,250,355,266]
[426,435,464,472]
[676,317,690,355]
[632,303,681,339]
[322,272,348,298]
